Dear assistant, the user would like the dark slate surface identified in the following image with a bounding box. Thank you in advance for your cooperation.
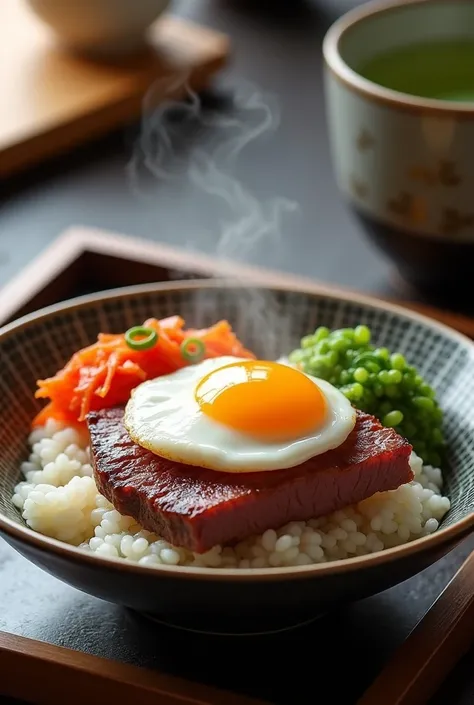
[1,1,473,704]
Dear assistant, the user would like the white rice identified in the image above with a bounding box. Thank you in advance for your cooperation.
[12,418,451,569]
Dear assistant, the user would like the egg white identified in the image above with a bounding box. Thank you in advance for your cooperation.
[123,355,357,473]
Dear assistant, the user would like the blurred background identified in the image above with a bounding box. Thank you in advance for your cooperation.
[0,0,396,303]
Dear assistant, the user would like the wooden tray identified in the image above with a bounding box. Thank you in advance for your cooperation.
[0,3,229,177]
[1,226,474,705]
[0,225,474,340]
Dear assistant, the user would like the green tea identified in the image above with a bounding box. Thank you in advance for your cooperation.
[358,39,474,101]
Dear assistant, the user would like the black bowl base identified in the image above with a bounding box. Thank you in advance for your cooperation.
[137,610,324,636]
[352,205,474,312]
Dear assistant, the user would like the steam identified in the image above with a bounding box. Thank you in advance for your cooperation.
[127,76,300,357]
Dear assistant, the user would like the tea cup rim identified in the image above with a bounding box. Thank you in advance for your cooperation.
[323,0,474,118]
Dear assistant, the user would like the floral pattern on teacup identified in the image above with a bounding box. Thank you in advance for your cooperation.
[349,174,369,200]
[324,69,474,242]
[386,191,428,226]
[407,160,461,187]
[356,128,375,152]
[440,208,474,236]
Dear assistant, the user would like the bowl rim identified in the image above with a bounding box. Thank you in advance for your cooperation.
[0,277,473,582]
[322,0,474,118]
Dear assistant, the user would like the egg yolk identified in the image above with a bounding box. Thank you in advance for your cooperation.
[194,360,327,441]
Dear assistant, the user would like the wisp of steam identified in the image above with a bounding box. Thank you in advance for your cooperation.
[127,75,301,358]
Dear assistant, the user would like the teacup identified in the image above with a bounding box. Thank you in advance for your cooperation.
[323,0,474,300]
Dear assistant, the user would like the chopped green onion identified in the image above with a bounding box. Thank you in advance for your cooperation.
[181,338,206,363]
[124,326,158,351]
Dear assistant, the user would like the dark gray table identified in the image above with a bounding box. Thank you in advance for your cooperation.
[1,2,473,704]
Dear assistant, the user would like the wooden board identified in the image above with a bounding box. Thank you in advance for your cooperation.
[0,225,474,340]
[0,631,269,705]
[0,3,230,177]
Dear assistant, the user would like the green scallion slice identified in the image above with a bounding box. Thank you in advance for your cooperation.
[124,326,158,351]
[181,338,206,363]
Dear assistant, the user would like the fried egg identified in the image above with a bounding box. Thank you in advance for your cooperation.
[124,356,356,473]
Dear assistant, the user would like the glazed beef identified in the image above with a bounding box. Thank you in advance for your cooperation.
[88,407,413,553]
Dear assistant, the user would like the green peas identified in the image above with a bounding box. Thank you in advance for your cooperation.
[309,354,327,368]
[402,371,417,390]
[383,410,404,427]
[354,367,369,383]
[340,328,355,340]
[378,370,392,385]
[301,334,316,349]
[344,382,364,401]
[353,352,380,367]
[413,396,435,411]
[314,326,330,342]
[354,325,371,345]
[340,370,352,385]
[373,382,384,398]
[390,353,406,370]
[325,350,339,366]
[375,347,390,361]
[419,383,435,398]
[290,324,445,464]
[387,369,402,384]
[329,337,350,353]
[364,389,375,405]
[380,401,392,416]
[385,385,400,399]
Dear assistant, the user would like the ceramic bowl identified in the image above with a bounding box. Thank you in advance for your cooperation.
[25,0,172,56]
[323,0,474,299]
[0,280,474,635]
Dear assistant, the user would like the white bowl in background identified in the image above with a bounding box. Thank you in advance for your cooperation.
[25,0,172,55]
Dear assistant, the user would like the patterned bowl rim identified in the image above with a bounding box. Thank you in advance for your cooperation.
[0,278,473,583]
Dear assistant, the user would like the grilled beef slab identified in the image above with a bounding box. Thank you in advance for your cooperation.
[88,407,413,553]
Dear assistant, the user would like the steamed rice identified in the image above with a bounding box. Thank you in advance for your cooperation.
[12,418,451,569]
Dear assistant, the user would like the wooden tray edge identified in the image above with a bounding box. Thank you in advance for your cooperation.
[0,15,231,178]
[1,225,474,338]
